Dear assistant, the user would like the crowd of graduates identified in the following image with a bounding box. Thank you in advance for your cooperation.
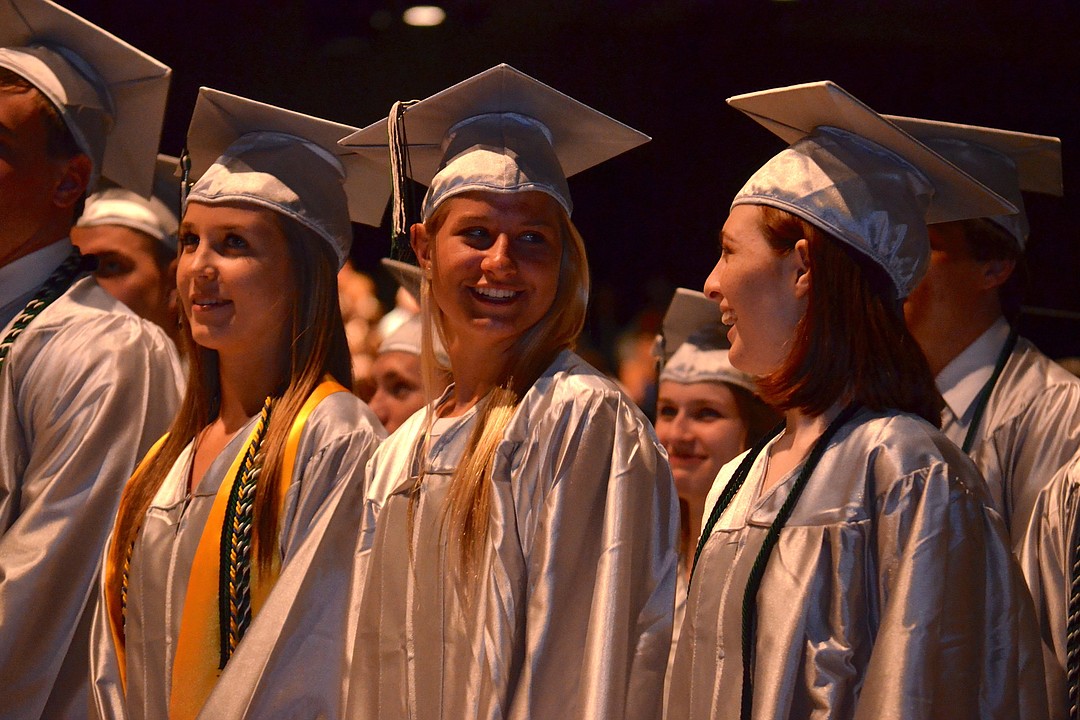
[3,1,1079,719]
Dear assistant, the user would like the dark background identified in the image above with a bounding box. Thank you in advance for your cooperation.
[65,0,1080,365]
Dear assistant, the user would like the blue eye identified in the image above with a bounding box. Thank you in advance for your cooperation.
[519,231,547,244]
[224,234,249,250]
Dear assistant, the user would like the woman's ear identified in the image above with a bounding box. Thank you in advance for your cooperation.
[410,222,432,272]
[793,238,812,298]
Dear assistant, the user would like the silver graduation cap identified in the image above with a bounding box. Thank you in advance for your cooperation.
[340,63,650,229]
[727,81,1018,298]
[183,88,389,268]
[77,154,181,249]
[0,0,171,195]
[658,288,758,394]
[884,115,1062,248]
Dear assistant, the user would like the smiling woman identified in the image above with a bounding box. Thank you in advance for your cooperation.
[89,89,387,720]
[666,82,1047,720]
[335,64,678,720]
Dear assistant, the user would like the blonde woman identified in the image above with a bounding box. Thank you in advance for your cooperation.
[89,89,386,720]
[339,65,678,720]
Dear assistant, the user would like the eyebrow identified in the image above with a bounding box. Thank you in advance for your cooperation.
[452,214,558,230]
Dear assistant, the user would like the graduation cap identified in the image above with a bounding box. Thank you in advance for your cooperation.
[884,115,1062,247]
[657,288,758,393]
[726,81,1017,298]
[340,63,649,238]
[77,154,181,249]
[0,0,171,195]
[377,257,449,366]
[183,87,390,268]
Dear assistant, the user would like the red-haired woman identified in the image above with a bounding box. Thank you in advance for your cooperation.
[665,83,1046,719]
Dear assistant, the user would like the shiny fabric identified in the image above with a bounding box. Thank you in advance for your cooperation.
[666,408,1047,720]
[660,341,756,394]
[732,126,933,298]
[187,131,352,267]
[346,350,679,720]
[0,275,183,720]
[88,392,384,720]
[941,335,1080,552]
[424,112,572,219]
[922,137,1028,245]
[1019,458,1080,719]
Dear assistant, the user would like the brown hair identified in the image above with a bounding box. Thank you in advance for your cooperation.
[0,67,82,161]
[729,384,781,447]
[754,205,942,424]
[109,210,351,582]
[416,196,590,573]
[956,217,1026,323]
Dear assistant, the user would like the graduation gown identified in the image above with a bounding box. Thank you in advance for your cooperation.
[88,391,384,720]
[938,318,1080,550]
[345,349,679,720]
[1018,458,1080,719]
[0,241,184,720]
[666,408,1047,720]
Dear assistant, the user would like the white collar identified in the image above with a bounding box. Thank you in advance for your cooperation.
[935,316,1012,422]
[0,239,74,309]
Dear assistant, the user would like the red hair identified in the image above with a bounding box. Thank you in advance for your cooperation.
[754,206,942,424]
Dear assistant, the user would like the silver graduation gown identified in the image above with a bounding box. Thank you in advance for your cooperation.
[1018,457,1080,718]
[0,251,183,720]
[346,350,679,720]
[88,391,384,720]
[666,408,1047,720]
[939,322,1080,551]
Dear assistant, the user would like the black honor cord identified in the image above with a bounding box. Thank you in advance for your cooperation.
[961,328,1018,454]
[690,403,861,720]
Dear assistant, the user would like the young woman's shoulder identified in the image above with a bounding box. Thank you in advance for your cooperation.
[298,387,387,451]
[527,349,633,408]
[509,350,655,443]
[844,409,992,503]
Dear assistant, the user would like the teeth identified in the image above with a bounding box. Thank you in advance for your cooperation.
[475,287,517,299]
[721,311,736,326]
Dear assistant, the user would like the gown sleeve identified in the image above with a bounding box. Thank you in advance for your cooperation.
[855,459,1048,720]
[505,387,679,720]
[0,310,182,719]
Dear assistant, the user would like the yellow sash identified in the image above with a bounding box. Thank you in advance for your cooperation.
[168,379,347,720]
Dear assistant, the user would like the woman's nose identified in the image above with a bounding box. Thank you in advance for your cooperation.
[480,234,516,276]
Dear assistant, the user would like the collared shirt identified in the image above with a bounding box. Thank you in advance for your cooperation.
[0,239,73,329]
[936,316,1012,447]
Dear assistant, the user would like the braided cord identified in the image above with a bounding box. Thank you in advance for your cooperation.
[738,403,859,720]
[1068,490,1080,719]
[691,420,785,584]
[0,250,90,373]
[217,396,275,669]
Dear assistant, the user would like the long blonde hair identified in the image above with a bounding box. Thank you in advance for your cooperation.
[108,210,351,584]
[416,197,590,572]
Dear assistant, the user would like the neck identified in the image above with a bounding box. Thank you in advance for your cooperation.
[913,299,1003,377]
[216,350,289,432]
[682,497,705,579]
[442,335,514,417]
[0,222,71,270]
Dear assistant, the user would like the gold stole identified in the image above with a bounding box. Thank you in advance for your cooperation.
[105,380,347,717]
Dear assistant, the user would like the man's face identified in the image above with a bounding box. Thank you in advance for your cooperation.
[71,224,178,335]
[0,89,64,264]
